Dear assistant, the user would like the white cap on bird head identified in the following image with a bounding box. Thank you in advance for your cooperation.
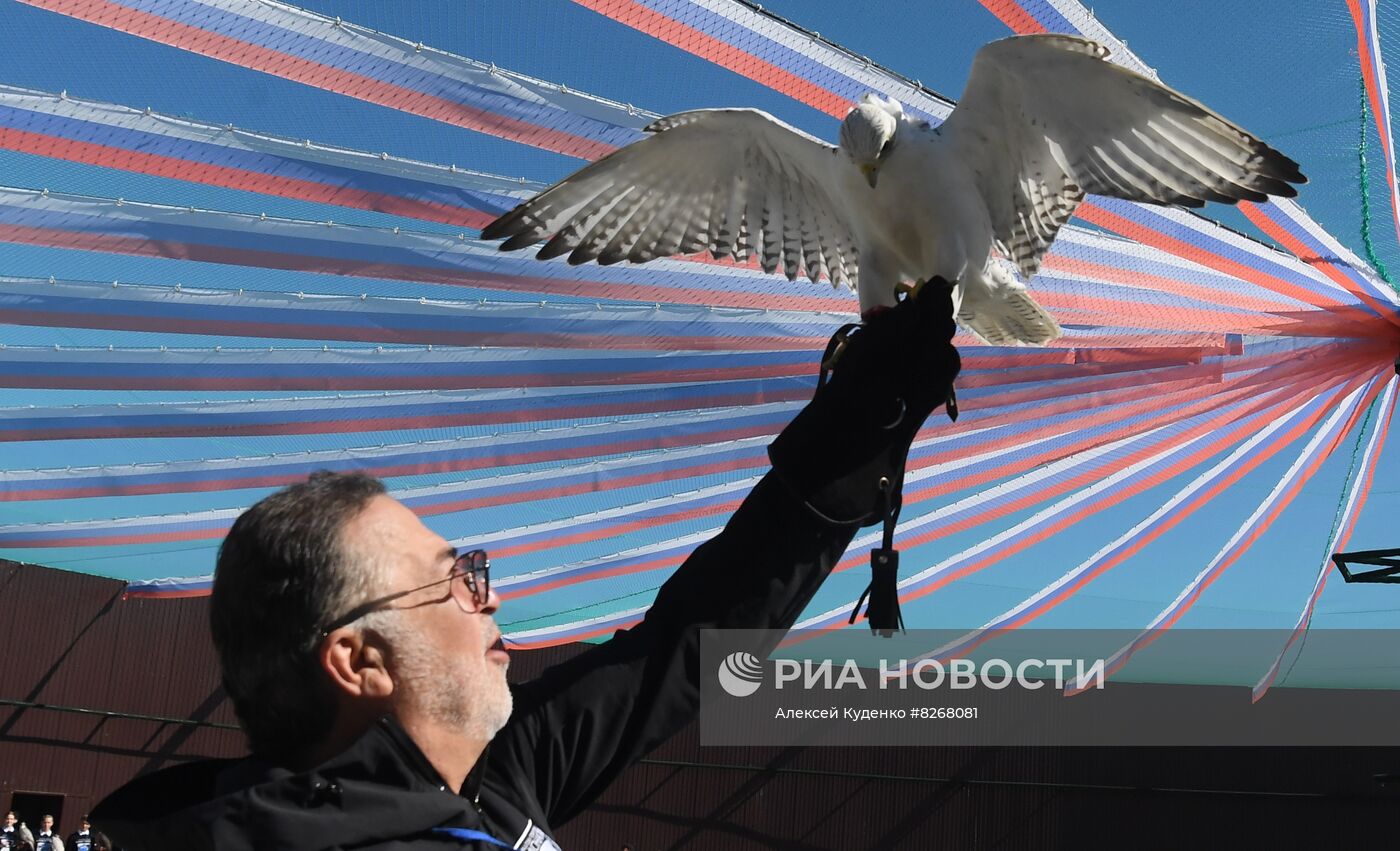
[840,93,903,188]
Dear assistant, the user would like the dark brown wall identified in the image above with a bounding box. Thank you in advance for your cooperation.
[564,737,1400,849]
[0,559,242,834]
[3,559,1399,849]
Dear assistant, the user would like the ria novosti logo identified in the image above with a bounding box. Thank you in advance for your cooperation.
[717,651,764,697]
[716,654,1107,696]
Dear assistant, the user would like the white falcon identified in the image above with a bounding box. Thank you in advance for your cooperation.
[482,34,1305,345]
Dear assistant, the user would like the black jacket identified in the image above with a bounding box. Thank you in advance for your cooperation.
[93,471,857,850]
[64,833,108,851]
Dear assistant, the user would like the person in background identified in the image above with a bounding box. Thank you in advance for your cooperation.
[66,817,106,851]
[33,817,61,851]
[0,813,33,851]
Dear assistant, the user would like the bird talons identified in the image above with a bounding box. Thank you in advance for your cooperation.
[898,278,950,301]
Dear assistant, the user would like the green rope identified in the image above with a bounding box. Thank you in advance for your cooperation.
[1357,74,1397,287]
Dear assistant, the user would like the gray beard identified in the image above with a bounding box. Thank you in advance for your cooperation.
[389,627,513,741]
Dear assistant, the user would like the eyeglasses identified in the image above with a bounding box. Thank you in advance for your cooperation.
[320,549,490,636]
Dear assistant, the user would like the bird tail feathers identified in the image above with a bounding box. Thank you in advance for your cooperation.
[958,272,1061,346]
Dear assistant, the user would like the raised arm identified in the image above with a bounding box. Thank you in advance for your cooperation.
[492,283,961,825]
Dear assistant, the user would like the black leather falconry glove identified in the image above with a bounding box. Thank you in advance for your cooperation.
[769,278,960,525]
[768,277,961,634]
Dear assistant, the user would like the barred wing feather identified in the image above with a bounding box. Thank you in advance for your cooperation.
[482,108,864,289]
[942,33,1304,281]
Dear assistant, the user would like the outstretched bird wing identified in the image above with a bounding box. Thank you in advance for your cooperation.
[940,33,1305,281]
[483,109,864,289]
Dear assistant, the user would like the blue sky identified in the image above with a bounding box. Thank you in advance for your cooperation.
[0,0,1397,680]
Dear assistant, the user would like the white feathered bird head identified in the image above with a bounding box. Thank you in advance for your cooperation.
[840,93,903,187]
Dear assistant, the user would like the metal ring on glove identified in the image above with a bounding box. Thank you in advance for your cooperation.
[880,398,907,430]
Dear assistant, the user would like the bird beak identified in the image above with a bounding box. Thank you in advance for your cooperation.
[860,163,879,188]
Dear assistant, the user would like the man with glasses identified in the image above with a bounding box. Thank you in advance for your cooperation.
[94,285,960,849]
